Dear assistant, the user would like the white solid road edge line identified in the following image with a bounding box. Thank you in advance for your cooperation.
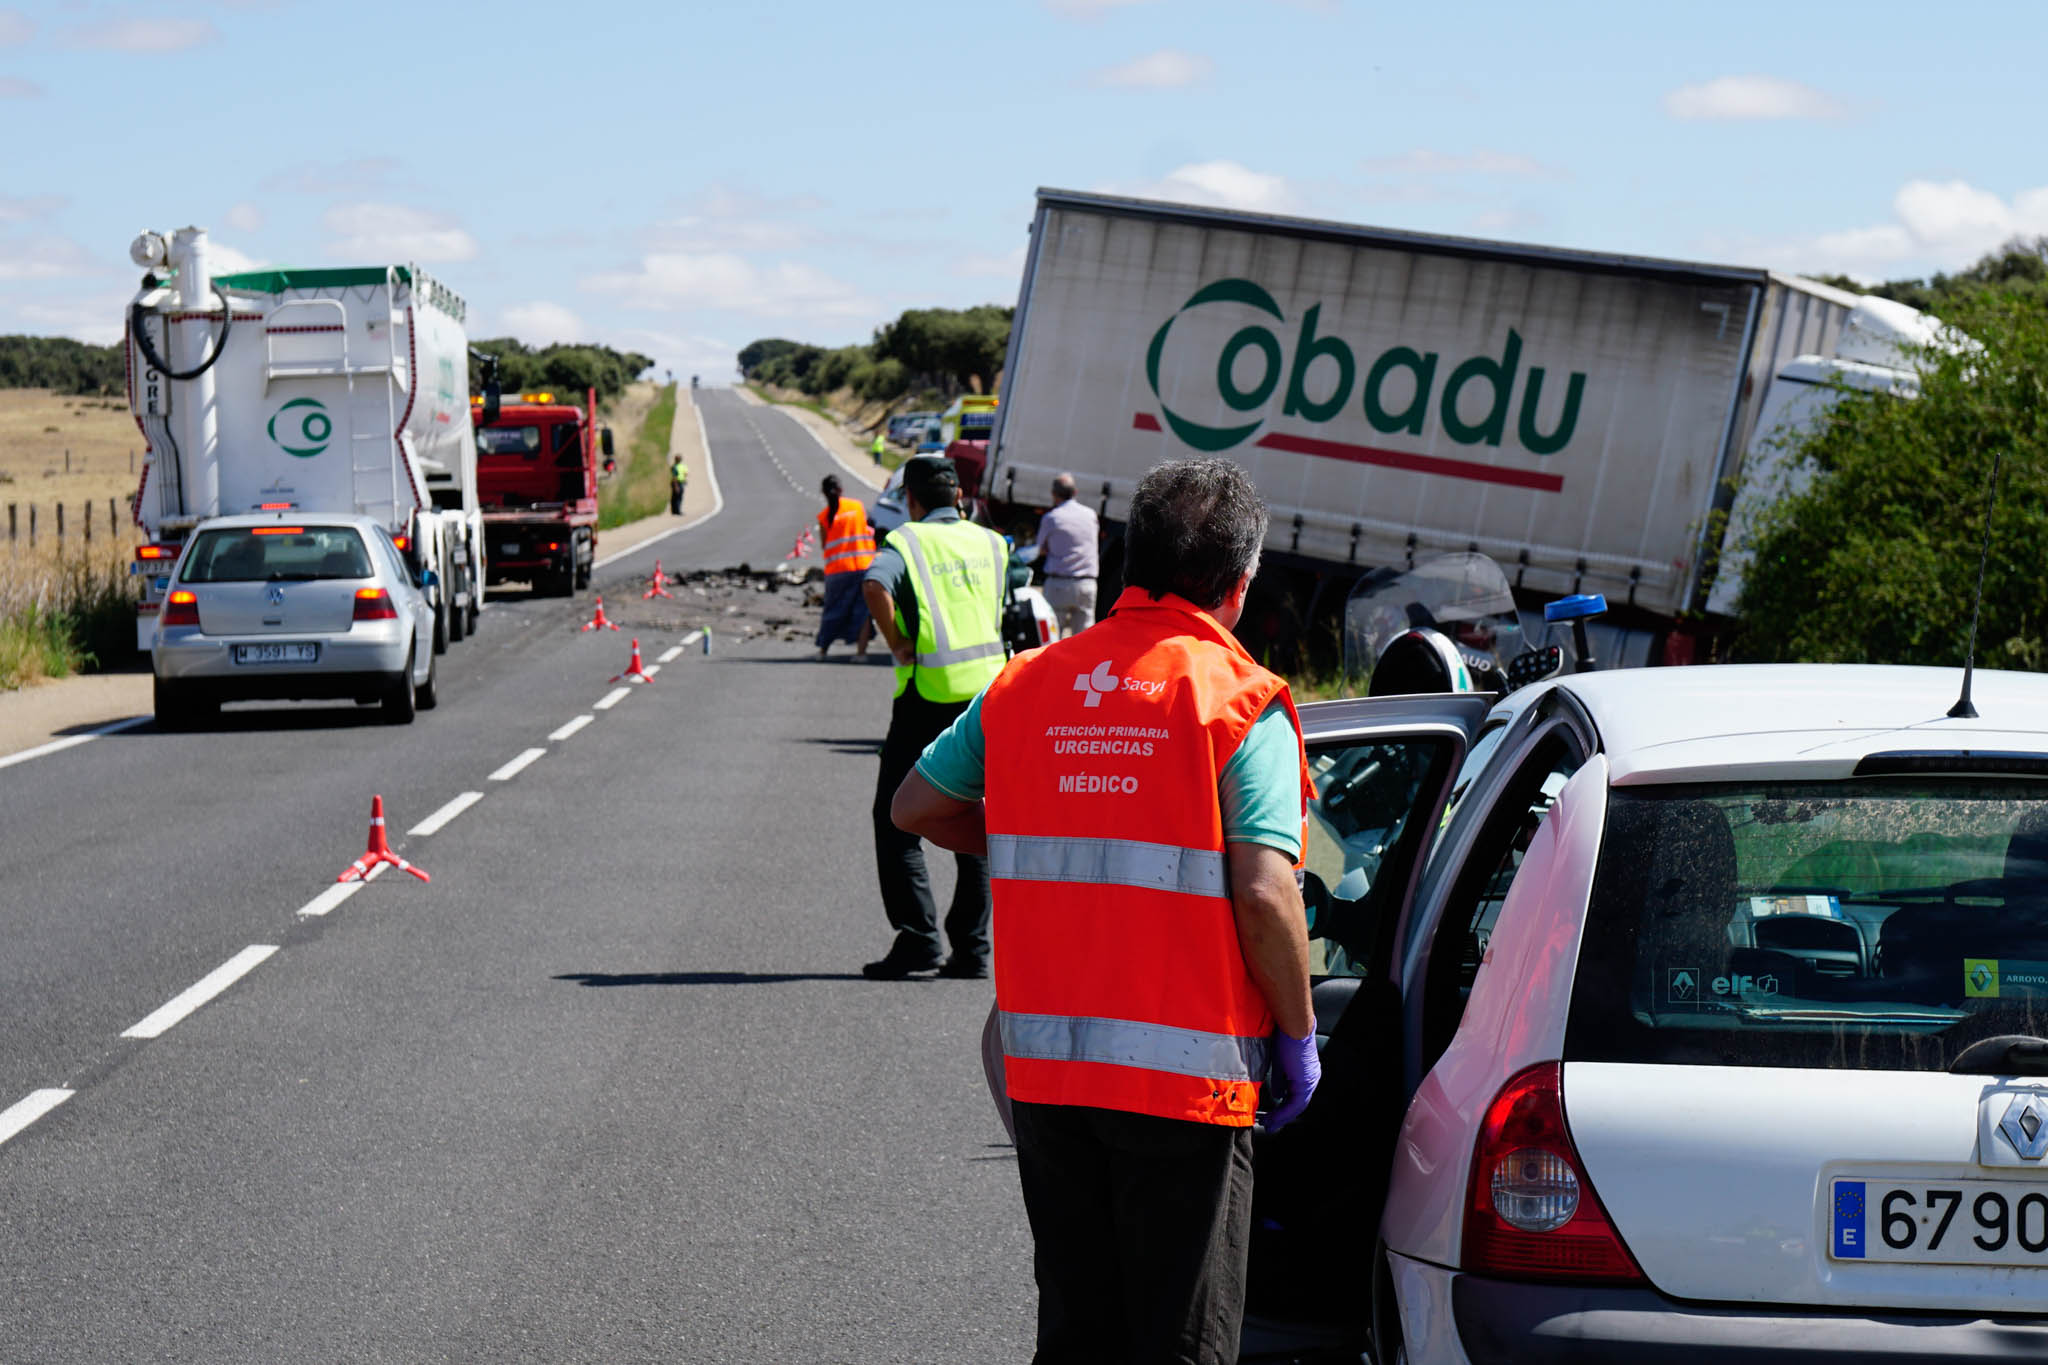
[0,715,152,774]
[593,686,632,711]
[549,714,595,741]
[656,646,683,664]
[0,1088,74,1148]
[488,748,547,782]
[589,390,728,570]
[297,882,363,918]
[410,790,485,836]
[122,945,279,1040]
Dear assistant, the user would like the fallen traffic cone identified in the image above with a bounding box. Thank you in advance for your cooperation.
[785,529,815,561]
[579,595,621,631]
[642,559,673,600]
[337,795,430,884]
[610,637,655,684]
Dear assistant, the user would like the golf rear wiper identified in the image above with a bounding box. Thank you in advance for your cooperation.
[1949,1035,2048,1076]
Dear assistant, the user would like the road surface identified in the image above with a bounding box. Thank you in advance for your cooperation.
[0,388,1034,1362]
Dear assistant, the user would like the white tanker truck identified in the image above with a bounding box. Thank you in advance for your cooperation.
[126,226,484,655]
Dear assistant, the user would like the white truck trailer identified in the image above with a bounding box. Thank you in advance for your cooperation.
[986,190,1939,664]
[126,226,484,654]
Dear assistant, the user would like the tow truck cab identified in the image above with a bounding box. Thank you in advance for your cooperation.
[471,389,611,594]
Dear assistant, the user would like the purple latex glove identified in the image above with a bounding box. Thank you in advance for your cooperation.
[1265,1029,1321,1132]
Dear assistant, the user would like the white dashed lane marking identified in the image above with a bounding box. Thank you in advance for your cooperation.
[593,687,632,711]
[656,646,683,664]
[549,714,595,741]
[488,748,547,782]
[121,945,279,1040]
[297,882,362,918]
[0,1089,73,1148]
[409,790,484,836]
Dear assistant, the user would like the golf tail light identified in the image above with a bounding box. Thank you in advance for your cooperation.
[1462,1063,1644,1285]
[161,590,200,627]
[352,588,398,621]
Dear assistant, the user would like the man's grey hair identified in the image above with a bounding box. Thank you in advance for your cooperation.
[1051,473,1076,501]
[1121,459,1267,609]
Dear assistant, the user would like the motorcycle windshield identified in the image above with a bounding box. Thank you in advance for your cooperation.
[1342,551,1523,681]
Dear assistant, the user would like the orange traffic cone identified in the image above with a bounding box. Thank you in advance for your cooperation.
[642,559,673,600]
[336,795,430,883]
[580,595,621,631]
[610,638,655,684]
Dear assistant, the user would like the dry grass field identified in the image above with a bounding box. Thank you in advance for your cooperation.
[0,389,144,549]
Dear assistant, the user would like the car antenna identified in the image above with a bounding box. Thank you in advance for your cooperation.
[1948,444,2009,720]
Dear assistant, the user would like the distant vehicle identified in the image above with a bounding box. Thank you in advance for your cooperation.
[151,511,439,727]
[986,189,1949,664]
[890,410,937,445]
[125,228,483,659]
[936,394,997,496]
[470,384,611,596]
[870,466,909,536]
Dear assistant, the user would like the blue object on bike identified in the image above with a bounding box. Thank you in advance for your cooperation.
[1544,593,1608,623]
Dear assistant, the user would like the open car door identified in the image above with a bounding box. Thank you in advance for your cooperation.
[1242,692,1493,1359]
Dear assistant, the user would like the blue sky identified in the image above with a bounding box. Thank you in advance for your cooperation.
[2,0,2040,380]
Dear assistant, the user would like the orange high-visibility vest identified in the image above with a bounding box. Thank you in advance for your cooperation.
[980,588,1311,1126]
[818,498,877,575]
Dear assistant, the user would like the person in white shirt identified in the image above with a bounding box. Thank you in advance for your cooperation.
[1035,473,1099,638]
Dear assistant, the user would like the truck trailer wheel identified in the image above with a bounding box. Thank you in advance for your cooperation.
[447,563,468,643]
[432,588,450,655]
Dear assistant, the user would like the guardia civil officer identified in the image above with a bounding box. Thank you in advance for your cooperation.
[859,455,1010,979]
[892,458,1320,1362]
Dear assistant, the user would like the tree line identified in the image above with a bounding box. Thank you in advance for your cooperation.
[468,339,654,406]
[739,304,1013,404]
[0,336,124,396]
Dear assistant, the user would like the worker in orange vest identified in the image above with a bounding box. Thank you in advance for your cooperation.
[815,475,877,659]
[891,458,1319,1362]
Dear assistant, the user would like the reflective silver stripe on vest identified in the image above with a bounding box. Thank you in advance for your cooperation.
[825,534,873,553]
[1000,1011,1269,1083]
[897,523,1009,667]
[988,832,1226,898]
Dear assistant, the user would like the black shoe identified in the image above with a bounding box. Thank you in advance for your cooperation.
[936,957,990,980]
[862,950,943,980]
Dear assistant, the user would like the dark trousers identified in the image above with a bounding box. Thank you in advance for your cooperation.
[669,480,685,515]
[1012,1101,1254,1365]
[872,687,990,963]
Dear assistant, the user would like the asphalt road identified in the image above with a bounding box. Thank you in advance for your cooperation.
[0,388,1033,1362]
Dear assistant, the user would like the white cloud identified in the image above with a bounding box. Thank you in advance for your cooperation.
[646,183,828,253]
[323,202,478,263]
[0,194,62,221]
[1663,75,1844,121]
[1737,179,2048,280]
[1091,48,1212,88]
[950,246,1028,279]
[582,252,873,321]
[1360,149,1561,179]
[1107,160,1301,214]
[223,202,263,233]
[612,327,740,385]
[1046,0,1157,19]
[0,75,40,97]
[499,301,586,347]
[0,10,32,45]
[206,241,264,275]
[12,291,132,345]
[0,236,98,280]
[65,18,219,52]
[262,158,400,193]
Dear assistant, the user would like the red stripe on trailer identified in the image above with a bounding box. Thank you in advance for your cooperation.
[263,324,346,335]
[393,304,426,511]
[166,312,263,322]
[1132,412,1162,432]
[1253,430,1565,494]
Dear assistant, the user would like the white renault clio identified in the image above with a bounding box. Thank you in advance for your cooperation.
[1242,664,2048,1362]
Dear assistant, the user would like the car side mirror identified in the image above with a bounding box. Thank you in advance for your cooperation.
[420,568,439,590]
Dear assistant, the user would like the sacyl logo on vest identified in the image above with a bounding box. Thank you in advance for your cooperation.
[1074,660,1119,707]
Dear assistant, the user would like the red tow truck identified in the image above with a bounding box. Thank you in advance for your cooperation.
[471,387,612,596]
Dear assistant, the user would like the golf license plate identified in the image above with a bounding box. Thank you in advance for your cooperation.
[232,642,317,665]
[1832,1176,2048,1266]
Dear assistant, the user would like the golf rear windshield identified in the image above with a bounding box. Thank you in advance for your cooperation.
[180,526,373,582]
[1565,781,2048,1071]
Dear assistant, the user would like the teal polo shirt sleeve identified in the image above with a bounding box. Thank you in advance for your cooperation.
[912,696,1303,860]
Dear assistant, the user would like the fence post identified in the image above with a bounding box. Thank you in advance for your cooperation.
[56,503,64,541]
[65,450,71,474]
[7,503,14,543]
[85,501,92,544]
[29,504,36,546]
[109,496,118,530]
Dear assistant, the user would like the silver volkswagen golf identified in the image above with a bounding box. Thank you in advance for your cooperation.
[151,512,439,727]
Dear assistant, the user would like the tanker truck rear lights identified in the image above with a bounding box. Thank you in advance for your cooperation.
[162,591,200,627]
[257,501,295,511]
[135,543,177,561]
[352,588,398,621]
[391,534,410,553]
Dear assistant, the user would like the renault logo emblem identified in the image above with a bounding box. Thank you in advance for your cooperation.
[1999,1093,2048,1160]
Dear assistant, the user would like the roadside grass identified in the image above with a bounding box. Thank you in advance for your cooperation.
[597,383,677,531]
[1287,666,1368,703]
[0,540,138,689]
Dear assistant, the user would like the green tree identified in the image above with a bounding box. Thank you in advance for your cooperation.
[1733,284,2048,667]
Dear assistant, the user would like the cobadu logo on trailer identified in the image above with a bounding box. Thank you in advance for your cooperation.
[1139,277,1590,493]
[268,397,332,458]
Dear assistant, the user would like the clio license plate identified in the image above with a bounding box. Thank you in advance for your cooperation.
[1832,1176,2048,1266]
[232,643,318,665]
